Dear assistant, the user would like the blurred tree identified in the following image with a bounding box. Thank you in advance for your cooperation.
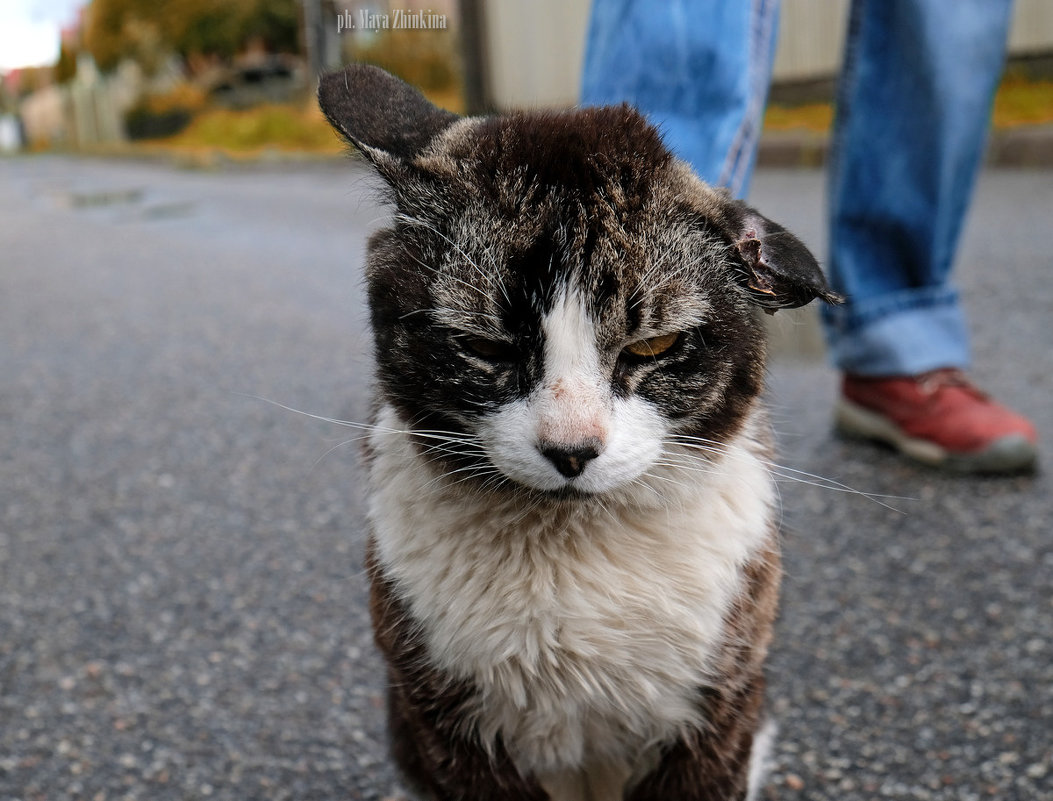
[54,42,79,83]
[84,0,301,73]
[167,0,254,60]
[84,0,146,71]
[247,0,302,54]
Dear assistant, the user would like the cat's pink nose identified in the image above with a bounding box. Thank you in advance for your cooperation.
[539,440,602,478]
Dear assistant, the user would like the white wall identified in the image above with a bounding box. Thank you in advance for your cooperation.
[483,0,1053,108]
[774,0,1053,82]
[483,0,591,108]
[772,0,849,82]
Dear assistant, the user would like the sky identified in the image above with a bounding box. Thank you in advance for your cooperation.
[0,0,84,71]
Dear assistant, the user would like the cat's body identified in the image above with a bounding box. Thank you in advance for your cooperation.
[319,65,838,801]
[368,402,778,800]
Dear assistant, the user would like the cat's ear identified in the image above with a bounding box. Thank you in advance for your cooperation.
[317,64,460,167]
[724,201,843,313]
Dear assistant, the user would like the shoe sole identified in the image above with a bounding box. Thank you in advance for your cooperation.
[835,397,1038,475]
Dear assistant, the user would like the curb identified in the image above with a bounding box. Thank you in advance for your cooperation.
[757,124,1053,169]
[20,125,1053,171]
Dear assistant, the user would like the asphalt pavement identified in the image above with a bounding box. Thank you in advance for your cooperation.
[1,155,1050,801]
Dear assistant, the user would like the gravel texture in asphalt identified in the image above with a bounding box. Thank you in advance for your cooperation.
[1,156,1050,801]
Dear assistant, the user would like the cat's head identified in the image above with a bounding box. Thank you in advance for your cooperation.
[320,65,839,497]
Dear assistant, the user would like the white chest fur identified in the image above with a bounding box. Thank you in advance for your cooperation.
[367,405,775,785]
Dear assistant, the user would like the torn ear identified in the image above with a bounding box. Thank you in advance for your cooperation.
[317,64,460,168]
[728,203,843,314]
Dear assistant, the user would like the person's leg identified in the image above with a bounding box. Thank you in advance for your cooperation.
[823,0,1012,376]
[825,0,1036,472]
[581,0,780,197]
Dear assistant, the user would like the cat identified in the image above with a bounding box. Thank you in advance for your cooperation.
[318,64,839,801]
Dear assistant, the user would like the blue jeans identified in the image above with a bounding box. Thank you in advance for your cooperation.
[582,0,1013,377]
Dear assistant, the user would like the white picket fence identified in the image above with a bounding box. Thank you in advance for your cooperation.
[20,56,142,149]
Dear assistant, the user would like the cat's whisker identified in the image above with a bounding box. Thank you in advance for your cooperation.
[418,448,488,466]
[424,467,505,494]
[241,394,406,434]
[310,437,367,469]
[240,395,502,474]
[667,434,909,510]
[649,458,724,482]
[417,437,486,454]
[653,458,723,478]
[635,470,693,497]
[241,393,487,442]
[419,461,494,489]
[665,432,732,452]
[399,308,431,321]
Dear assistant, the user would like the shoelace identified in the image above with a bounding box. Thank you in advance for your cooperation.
[916,368,989,400]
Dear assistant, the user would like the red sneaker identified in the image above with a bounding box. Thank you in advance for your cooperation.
[836,369,1038,474]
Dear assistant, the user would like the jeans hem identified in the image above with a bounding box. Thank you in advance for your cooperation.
[821,290,971,376]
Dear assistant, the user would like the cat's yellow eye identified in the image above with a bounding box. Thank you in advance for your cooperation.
[622,332,681,359]
[463,336,517,361]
